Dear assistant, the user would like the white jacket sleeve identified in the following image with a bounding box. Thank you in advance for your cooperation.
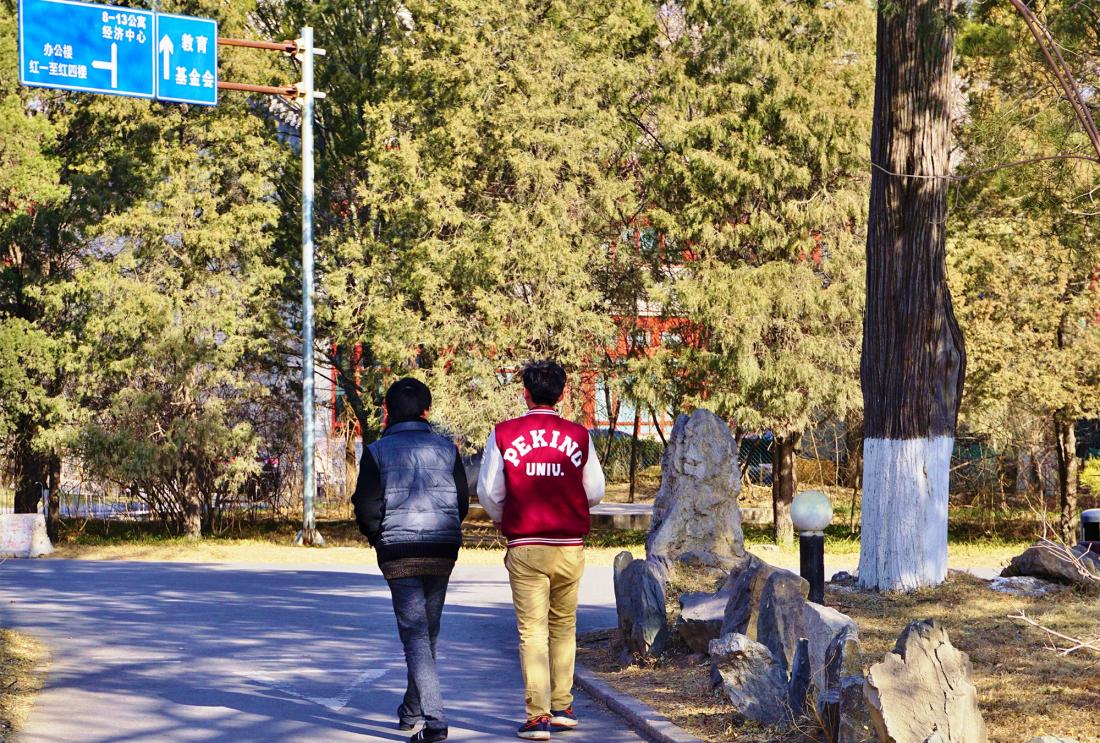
[582,437,606,507]
[477,429,507,523]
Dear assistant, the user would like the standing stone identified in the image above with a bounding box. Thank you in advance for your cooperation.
[755,567,810,671]
[865,619,987,743]
[613,551,669,658]
[647,410,744,573]
[823,624,863,691]
[802,602,861,688]
[709,633,789,727]
[821,674,873,743]
[787,638,812,720]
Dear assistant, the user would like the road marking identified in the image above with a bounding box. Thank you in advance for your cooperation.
[238,667,389,712]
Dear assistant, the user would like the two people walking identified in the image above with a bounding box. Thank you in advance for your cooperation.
[352,360,606,742]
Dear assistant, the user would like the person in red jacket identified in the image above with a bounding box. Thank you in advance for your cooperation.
[478,360,605,740]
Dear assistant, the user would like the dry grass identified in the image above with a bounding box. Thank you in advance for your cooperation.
[0,628,48,741]
[51,541,646,567]
[579,572,1100,743]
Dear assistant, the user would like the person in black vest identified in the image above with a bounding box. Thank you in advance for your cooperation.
[353,378,469,743]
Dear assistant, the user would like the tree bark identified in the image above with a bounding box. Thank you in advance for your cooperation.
[1054,411,1078,544]
[858,0,966,591]
[13,432,48,515]
[182,490,202,540]
[844,410,864,489]
[772,432,799,545]
[46,456,60,543]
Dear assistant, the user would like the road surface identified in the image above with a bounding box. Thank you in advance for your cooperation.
[0,559,646,742]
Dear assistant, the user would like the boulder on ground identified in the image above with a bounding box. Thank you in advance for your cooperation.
[865,619,987,743]
[647,409,745,574]
[709,633,789,727]
[802,602,861,688]
[1025,737,1080,743]
[755,567,810,671]
[988,576,1066,597]
[720,554,773,639]
[1001,540,1100,589]
[677,580,733,653]
[613,551,669,658]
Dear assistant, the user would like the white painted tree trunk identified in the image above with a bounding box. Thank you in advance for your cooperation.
[858,437,951,591]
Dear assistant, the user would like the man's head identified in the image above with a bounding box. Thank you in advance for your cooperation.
[384,377,432,421]
[522,360,566,407]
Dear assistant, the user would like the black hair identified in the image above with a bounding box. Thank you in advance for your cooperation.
[522,360,566,406]
[384,377,432,420]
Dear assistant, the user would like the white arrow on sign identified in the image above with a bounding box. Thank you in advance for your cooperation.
[91,42,118,89]
[158,35,174,80]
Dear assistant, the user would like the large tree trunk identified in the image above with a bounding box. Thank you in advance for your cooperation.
[182,490,202,540]
[857,0,966,592]
[772,432,799,545]
[1054,411,1078,544]
[13,431,48,514]
[844,410,864,489]
[46,456,60,543]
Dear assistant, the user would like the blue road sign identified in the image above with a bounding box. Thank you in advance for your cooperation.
[155,13,217,106]
[18,0,155,99]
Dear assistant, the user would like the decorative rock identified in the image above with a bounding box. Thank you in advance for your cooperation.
[755,567,810,671]
[0,513,53,558]
[830,570,858,585]
[709,633,789,727]
[677,583,732,653]
[865,619,987,743]
[988,576,1067,597]
[647,410,745,573]
[720,553,771,638]
[1025,737,1080,743]
[822,623,863,691]
[613,551,669,658]
[802,602,861,688]
[1001,540,1100,588]
[821,674,873,743]
[787,638,811,720]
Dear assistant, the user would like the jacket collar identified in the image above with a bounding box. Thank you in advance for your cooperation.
[382,419,433,436]
[524,407,560,416]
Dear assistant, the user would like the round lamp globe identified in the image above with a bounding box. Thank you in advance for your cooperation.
[791,490,833,534]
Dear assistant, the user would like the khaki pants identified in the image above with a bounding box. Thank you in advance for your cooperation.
[505,545,586,718]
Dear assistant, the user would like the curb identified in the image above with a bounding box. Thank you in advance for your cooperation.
[574,663,705,743]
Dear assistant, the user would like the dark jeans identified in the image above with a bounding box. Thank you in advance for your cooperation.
[387,574,450,728]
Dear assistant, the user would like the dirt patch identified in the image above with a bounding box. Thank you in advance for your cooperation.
[580,572,1099,743]
[0,628,49,740]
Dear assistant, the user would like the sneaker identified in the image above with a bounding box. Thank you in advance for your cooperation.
[398,720,424,732]
[517,715,552,740]
[549,706,578,730]
[409,725,448,743]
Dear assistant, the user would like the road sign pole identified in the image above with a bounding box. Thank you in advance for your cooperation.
[294,26,322,547]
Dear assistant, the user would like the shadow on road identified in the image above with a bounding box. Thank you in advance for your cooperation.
[0,560,624,742]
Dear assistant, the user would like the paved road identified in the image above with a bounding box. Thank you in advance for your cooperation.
[0,560,646,743]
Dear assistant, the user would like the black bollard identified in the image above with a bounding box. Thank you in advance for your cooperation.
[799,532,825,604]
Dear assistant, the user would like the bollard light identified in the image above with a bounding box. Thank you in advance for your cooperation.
[1081,509,1100,554]
[792,490,833,604]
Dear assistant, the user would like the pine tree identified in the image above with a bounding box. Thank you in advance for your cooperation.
[627,0,874,543]
[950,0,1100,543]
[259,0,656,444]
